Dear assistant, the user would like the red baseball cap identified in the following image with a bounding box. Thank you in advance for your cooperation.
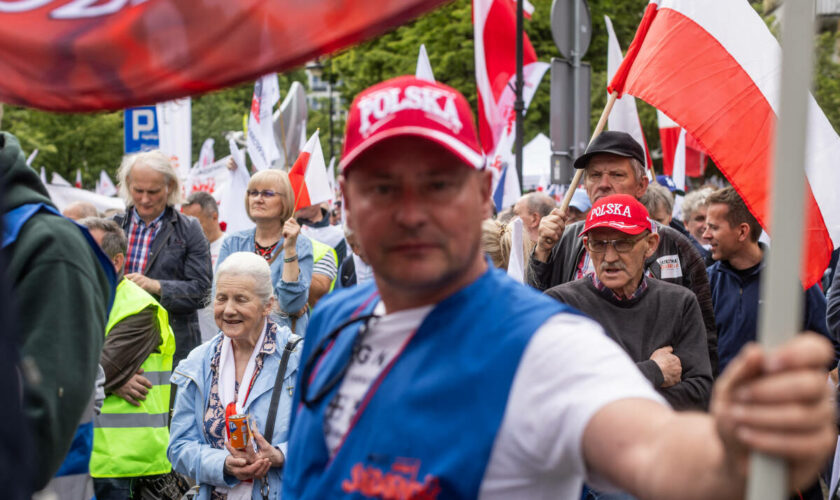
[579,194,652,237]
[339,75,485,172]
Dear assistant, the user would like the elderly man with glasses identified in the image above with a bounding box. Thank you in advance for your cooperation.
[546,194,713,412]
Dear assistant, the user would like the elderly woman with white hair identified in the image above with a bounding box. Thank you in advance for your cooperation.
[217,169,313,336]
[169,252,301,500]
[113,149,212,366]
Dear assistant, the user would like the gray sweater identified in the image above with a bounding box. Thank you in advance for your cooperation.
[546,277,713,411]
[529,219,719,376]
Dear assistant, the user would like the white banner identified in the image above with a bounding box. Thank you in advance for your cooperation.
[186,155,232,202]
[157,97,192,181]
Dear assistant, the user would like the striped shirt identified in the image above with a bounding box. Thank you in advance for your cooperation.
[312,247,338,281]
[125,208,165,274]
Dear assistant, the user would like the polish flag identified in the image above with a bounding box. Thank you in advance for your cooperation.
[289,131,332,212]
[604,15,653,173]
[609,0,840,287]
[658,111,708,178]
[473,0,549,158]
[75,169,82,189]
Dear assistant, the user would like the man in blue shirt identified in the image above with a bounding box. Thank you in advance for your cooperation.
[704,187,838,372]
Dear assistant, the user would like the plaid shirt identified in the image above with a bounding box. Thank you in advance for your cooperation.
[591,272,649,301]
[125,208,165,274]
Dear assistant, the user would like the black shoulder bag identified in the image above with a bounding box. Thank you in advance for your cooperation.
[258,334,303,500]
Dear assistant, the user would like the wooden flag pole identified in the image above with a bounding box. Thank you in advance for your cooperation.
[747,0,815,499]
[560,91,619,211]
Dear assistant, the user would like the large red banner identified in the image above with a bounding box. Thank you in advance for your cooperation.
[0,0,450,112]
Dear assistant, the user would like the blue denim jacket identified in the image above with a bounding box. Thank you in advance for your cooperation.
[217,228,313,336]
[168,325,301,500]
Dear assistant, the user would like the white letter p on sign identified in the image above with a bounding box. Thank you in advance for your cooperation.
[132,109,155,141]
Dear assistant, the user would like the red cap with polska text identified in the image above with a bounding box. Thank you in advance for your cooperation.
[339,76,485,172]
[578,194,652,237]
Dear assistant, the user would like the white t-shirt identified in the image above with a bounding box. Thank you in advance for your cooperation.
[323,303,667,499]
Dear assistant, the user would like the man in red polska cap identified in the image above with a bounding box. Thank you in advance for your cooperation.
[281,76,835,500]
[546,194,712,413]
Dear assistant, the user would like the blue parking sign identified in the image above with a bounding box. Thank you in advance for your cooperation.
[124,106,160,153]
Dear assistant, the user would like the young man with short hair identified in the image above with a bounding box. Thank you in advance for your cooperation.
[704,187,838,372]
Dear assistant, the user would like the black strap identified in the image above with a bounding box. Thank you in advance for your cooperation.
[263,335,303,442]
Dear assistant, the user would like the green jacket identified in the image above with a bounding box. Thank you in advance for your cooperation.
[0,131,112,489]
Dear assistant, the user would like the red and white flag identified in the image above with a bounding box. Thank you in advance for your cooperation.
[658,111,707,177]
[289,131,332,212]
[604,15,652,174]
[473,0,548,191]
[75,169,82,189]
[609,0,840,287]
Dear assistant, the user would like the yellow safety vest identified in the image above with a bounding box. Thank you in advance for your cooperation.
[90,278,175,478]
[311,239,338,292]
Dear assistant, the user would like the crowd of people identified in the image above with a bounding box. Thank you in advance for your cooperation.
[1,74,839,500]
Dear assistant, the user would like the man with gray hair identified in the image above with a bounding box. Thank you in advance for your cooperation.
[513,192,555,244]
[113,150,211,366]
[80,217,177,499]
[62,201,100,221]
[182,191,225,268]
[529,131,720,375]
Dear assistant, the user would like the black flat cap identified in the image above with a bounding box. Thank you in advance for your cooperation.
[573,131,646,169]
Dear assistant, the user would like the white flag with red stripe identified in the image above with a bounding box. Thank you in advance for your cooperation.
[289,131,332,212]
[609,0,840,288]
[247,73,281,171]
[75,169,82,188]
[604,15,652,171]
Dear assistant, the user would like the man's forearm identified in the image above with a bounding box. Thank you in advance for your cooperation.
[586,401,743,500]
[632,413,742,500]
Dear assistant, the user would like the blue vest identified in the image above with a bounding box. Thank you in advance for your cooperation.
[283,267,575,499]
[3,203,116,481]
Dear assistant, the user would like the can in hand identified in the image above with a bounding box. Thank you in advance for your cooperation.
[228,414,251,450]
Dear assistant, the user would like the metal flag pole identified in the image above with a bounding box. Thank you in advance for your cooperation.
[514,0,525,189]
[747,0,815,498]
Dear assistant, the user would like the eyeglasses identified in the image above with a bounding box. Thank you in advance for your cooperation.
[247,189,278,198]
[300,313,380,408]
[585,234,646,253]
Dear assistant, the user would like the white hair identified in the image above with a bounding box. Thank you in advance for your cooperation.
[215,252,275,306]
[681,187,715,224]
[117,150,182,207]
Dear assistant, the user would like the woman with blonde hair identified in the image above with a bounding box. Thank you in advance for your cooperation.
[216,169,313,335]
[481,218,534,279]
